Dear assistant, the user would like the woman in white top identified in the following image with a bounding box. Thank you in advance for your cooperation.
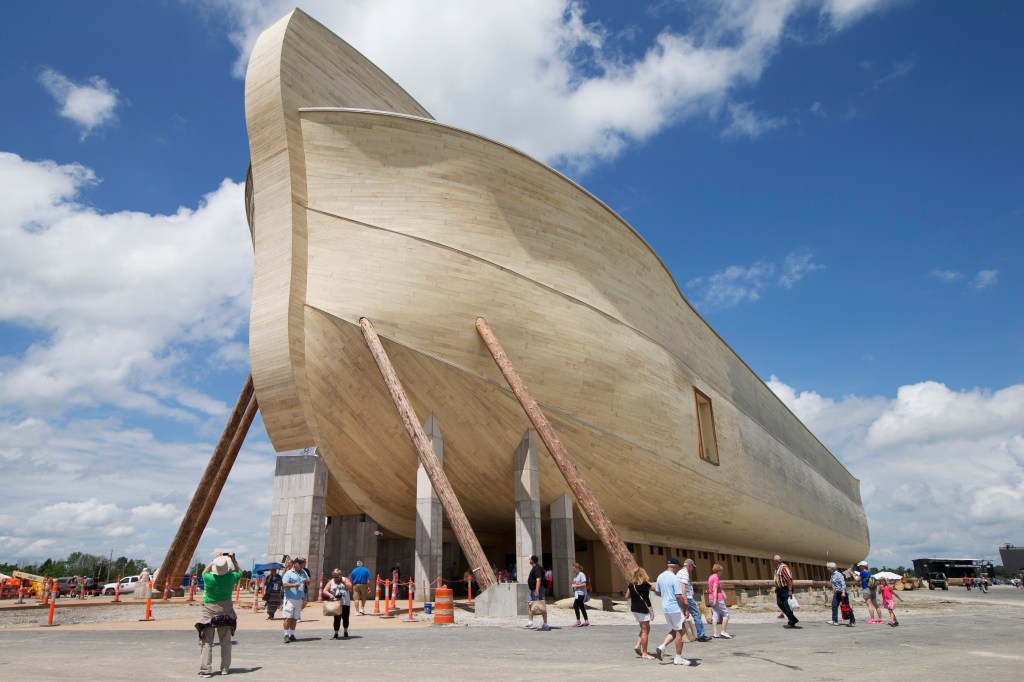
[322,569,352,639]
[571,562,590,627]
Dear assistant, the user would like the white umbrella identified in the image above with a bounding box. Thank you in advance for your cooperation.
[873,571,902,581]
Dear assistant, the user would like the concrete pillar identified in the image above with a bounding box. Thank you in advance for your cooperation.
[323,513,379,578]
[514,429,541,583]
[415,414,444,601]
[267,450,329,588]
[550,493,575,600]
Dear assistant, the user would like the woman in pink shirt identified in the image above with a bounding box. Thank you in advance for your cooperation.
[708,563,732,638]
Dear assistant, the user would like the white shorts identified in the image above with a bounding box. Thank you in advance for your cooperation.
[633,611,651,623]
[663,610,684,631]
[281,598,303,619]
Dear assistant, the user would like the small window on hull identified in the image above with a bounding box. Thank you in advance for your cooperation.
[694,388,719,465]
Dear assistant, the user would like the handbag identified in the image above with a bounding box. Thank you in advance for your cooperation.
[840,601,852,620]
[681,617,697,643]
[323,599,342,616]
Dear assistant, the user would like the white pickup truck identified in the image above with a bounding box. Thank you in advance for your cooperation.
[101,575,141,595]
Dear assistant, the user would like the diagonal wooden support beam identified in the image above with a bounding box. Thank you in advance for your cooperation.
[475,317,640,583]
[359,317,496,592]
[155,375,258,589]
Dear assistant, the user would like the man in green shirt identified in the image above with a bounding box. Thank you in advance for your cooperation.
[196,552,242,677]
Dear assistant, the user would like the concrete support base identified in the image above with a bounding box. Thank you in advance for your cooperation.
[416,414,444,602]
[474,582,532,617]
[550,493,575,601]
[514,430,541,585]
[268,450,329,584]
[323,513,379,578]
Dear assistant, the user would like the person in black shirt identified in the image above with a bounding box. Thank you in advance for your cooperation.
[523,555,549,631]
[626,567,655,659]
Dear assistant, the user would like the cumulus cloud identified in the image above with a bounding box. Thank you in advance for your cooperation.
[930,269,963,283]
[0,152,252,419]
[0,415,276,565]
[769,376,1024,565]
[38,68,120,140]
[203,0,898,170]
[686,247,823,311]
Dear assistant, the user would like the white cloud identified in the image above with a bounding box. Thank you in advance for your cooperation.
[722,101,787,139]
[930,269,963,283]
[779,247,825,288]
[769,377,1024,566]
[687,247,823,311]
[38,68,120,140]
[971,269,999,292]
[822,0,900,30]
[0,152,252,419]
[0,415,276,565]
[205,0,898,170]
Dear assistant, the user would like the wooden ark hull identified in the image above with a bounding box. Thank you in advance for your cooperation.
[245,10,870,568]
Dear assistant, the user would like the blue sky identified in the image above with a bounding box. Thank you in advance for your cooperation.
[1,1,1021,571]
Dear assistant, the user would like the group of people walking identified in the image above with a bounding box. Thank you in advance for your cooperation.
[194,555,375,677]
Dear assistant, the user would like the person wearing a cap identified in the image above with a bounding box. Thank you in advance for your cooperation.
[523,555,550,631]
[772,555,801,629]
[281,557,309,643]
[195,551,242,678]
[680,559,712,642]
[651,558,696,666]
[857,561,882,623]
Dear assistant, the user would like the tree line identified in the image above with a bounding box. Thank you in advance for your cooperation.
[1,552,148,581]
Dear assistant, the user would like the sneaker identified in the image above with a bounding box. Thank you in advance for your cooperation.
[343,632,349,639]
[719,632,732,639]
[847,623,856,627]
[580,622,589,627]
[220,671,229,676]
[524,622,535,629]
[288,634,297,641]
[697,635,712,642]
[828,621,840,626]
[674,656,696,666]
[783,624,801,629]
[538,623,551,631]
[197,674,213,679]
[572,621,582,627]
[283,636,290,644]
[653,646,664,661]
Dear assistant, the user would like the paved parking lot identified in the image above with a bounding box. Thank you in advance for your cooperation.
[2,591,1023,681]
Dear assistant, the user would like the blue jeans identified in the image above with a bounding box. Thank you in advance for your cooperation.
[687,596,705,637]
[776,587,799,625]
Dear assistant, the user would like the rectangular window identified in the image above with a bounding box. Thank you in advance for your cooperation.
[694,388,720,465]
[657,546,664,556]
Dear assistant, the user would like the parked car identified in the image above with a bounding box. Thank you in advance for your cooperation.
[928,572,948,590]
[54,577,78,597]
[101,575,141,595]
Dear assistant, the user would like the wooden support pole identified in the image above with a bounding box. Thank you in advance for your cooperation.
[358,318,497,592]
[475,317,639,583]
[155,375,257,589]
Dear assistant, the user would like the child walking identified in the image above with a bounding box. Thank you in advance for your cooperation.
[878,578,902,626]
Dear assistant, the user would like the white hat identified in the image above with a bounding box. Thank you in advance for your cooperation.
[857,561,868,567]
[211,555,232,575]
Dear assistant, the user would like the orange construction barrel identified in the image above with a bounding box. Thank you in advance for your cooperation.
[433,586,454,625]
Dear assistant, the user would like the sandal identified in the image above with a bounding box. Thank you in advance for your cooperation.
[634,646,643,657]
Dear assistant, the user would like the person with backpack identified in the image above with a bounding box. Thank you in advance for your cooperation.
[857,561,883,623]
